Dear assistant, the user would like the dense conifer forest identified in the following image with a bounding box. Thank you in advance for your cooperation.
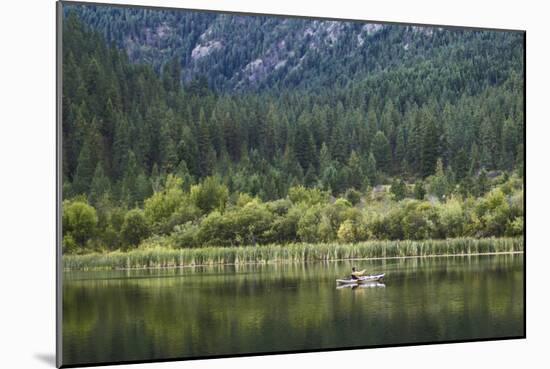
[61,6,524,254]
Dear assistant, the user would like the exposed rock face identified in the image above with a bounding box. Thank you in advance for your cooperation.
[191,40,222,60]
[324,21,343,45]
[358,23,385,46]
[411,25,435,36]
[188,18,411,88]
[243,59,265,82]
[363,23,384,35]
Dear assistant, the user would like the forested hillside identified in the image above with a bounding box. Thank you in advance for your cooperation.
[61,6,524,253]
[66,4,524,93]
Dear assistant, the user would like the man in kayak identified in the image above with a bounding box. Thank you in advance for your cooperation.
[351,267,360,280]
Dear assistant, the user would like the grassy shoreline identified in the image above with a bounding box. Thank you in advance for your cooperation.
[63,237,523,271]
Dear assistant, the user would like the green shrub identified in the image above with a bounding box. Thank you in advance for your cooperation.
[390,179,407,201]
[506,216,524,237]
[337,220,357,243]
[345,189,362,206]
[63,234,78,254]
[288,186,329,205]
[172,222,200,248]
[190,176,229,214]
[198,211,231,246]
[62,199,98,247]
[476,188,510,236]
[414,181,427,200]
[438,198,466,238]
[144,175,187,232]
[401,201,439,240]
[297,204,323,242]
[121,209,150,248]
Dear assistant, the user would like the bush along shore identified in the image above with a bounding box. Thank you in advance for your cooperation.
[63,237,523,270]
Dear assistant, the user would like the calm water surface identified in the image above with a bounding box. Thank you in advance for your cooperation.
[63,254,524,365]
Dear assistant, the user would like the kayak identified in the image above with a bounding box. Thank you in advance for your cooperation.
[337,282,386,289]
[336,273,385,284]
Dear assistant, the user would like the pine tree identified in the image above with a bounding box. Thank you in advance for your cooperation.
[283,146,304,182]
[295,116,317,171]
[150,163,163,193]
[501,118,517,170]
[304,165,317,188]
[380,101,398,156]
[421,112,439,177]
[347,150,363,189]
[476,168,489,196]
[446,165,456,190]
[159,118,177,172]
[112,115,130,180]
[197,109,215,177]
[395,126,406,172]
[73,121,101,195]
[372,131,391,173]
[330,121,347,163]
[454,148,469,180]
[366,105,378,135]
[430,158,449,199]
[73,141,95,195]
[102,98,117,144]
[143,106,163,170]
[470,143,480,176]
[85,57,104,113]
[121,150,139,205]
[480,118,497,170]
[333,166,350,194]
[365,152,377,186]
[390,179,407,201]
[178,126,199,177]
[319,142,331,172]
[407,107,423,173]
[67,107,88,177]
[414,181,426,200]
[135,172,152,205]
[515,143,524,177]
[321,165,338,193]
[162,57,181,92]
[89,163,111,204]
[223,111,241,161]
[264,104,277,159]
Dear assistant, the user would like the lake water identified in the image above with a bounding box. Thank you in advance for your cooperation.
[62,253,524,366]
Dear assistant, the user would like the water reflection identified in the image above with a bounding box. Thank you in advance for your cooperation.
[63,254,524,366]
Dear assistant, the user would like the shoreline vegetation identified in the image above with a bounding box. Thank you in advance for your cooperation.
[63,237,523,271]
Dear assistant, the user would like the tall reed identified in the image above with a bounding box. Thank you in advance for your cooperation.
[63,237,523,271]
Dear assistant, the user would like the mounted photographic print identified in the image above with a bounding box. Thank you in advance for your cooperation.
[56,1,525,367]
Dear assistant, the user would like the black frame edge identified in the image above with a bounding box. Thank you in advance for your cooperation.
[56,1,64,368]
[522,30,526,339]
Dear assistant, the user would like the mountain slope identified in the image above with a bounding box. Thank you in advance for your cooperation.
[64,4,524,93]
